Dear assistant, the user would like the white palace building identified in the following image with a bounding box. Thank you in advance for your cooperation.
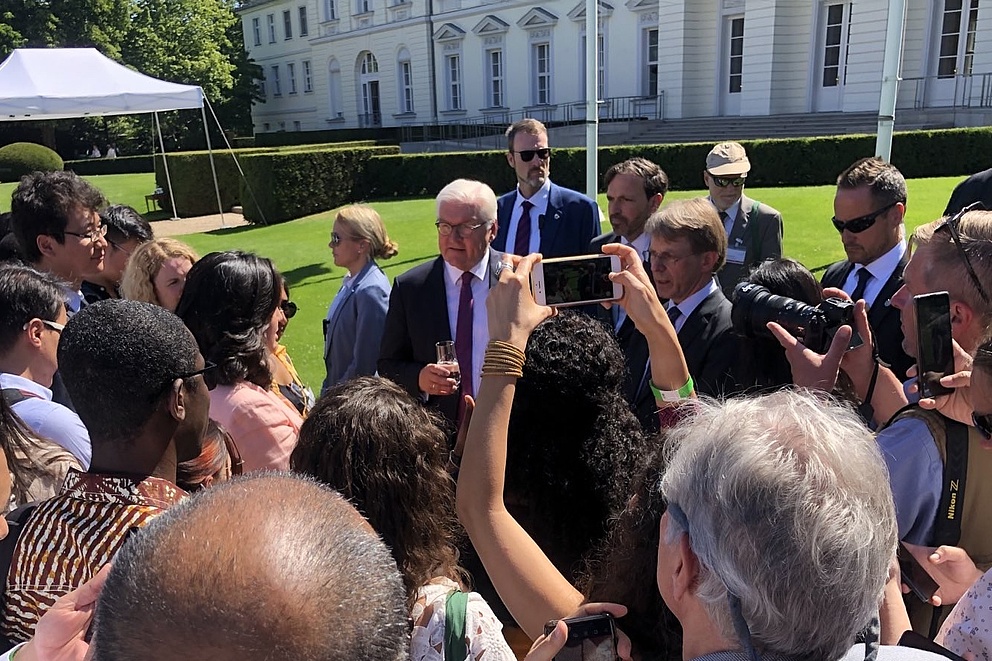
[238,0,992,138]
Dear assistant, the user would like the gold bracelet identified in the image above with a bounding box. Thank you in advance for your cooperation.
[481,340,526,378]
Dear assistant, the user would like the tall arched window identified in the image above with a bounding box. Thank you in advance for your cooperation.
[357,51,382,126]
[328,58,343,118]
[397,47,414,113]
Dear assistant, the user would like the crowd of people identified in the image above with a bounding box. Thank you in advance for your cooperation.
[0,116,990,661]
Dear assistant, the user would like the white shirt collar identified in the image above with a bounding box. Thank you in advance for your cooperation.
[669,278,719,321]
[516,177,552,203]
[443,250,491,289]
[858,239,907,281]
[623,232,652,260]
[0,372,52,401]
[65,288,84,314]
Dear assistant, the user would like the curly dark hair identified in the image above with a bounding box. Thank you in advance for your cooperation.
[290,377,467,607]
[578,447,683,661]
[176,251,280,389]
[506,311,647,580]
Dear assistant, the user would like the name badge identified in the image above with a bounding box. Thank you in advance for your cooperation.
[727,247,747,264]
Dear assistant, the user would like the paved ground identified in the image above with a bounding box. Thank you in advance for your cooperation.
[150,212,248,237]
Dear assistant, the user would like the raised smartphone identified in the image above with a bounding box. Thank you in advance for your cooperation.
[915,292,954,399]
[544,613,618,661]
[531,254,623,308]
[897,541,940,604]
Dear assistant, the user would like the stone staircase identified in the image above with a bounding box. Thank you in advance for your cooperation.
[623,111,883,144]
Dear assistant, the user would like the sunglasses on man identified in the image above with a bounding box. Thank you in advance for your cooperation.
[831,200,901,234]
[511,148,551,162]
[708,174,747,188]
[934,201,990,304]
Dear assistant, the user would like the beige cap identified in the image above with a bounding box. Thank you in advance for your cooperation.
[706,142,751,176]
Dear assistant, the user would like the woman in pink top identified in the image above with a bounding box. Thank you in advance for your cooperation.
[176,251,303,471]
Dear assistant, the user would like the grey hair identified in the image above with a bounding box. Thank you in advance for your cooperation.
[661,390,896,661]
[435,178,498,226]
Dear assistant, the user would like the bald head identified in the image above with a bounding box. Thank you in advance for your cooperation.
[91,474,408,661]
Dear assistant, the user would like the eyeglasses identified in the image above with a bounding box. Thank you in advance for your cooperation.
[708,174,747,188]
[175,361,218,391]
[435,220,488,238]
[511,148,551,162]
[935,201,991,304]
[973,411,992,440]
[107,239,133,255]
[63,224,108,242]
[648,250,691,268]
[280,300,298,318]
[830,201,900,234]
[22,319,65,333]
[330,232,362,246]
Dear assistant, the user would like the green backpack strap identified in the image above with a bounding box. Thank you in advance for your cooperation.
[444,589,469,661]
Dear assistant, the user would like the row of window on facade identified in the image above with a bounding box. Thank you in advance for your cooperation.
[319,0,408,23]
[259,60,315,98]
[252,7,308,46]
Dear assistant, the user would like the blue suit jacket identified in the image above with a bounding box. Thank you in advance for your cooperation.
[493,182,601,258]
[322,260,391,393]
[377,249,503,428]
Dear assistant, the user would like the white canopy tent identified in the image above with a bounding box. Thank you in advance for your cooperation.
[0,47,225,222]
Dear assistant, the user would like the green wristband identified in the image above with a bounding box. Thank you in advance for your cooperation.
[651,375,694,402]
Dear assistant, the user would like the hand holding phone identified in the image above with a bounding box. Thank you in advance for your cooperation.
[543,613,619,661]
[898,541,940,604]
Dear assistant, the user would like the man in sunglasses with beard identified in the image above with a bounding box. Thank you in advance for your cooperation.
[702,142,783,298]
[821,156,914,380]
[493,118,601,258]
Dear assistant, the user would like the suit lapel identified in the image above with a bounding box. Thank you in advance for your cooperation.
[868,256,906,328]
[495,193,513,250]
[821,261,854,289]
[727,195,750,249]
[325,263,375,355]
[539,184,566,255]
[427,257,454,342]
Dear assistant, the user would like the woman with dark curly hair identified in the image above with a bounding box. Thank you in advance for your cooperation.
[504,311,646,580]
[291,377,514,661]
[177,251,303,472]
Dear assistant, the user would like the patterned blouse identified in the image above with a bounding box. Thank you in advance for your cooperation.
[0,470,185,644]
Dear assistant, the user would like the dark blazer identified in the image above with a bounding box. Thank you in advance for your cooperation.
[678,288,741,398]
[322,260,391,393]
[588,231,657,432]
[494,182,601,258]
[378,249,503,428]
[821,255,913,380]
[945,167,992,216]
[716,194,783,299]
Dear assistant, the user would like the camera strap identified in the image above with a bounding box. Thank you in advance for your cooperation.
[935,417,967,548]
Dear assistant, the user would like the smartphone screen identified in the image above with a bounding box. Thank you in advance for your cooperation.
[915,292,954,398]
[545,614,617,661]
[897,541,940,604]
[538,256,618,307]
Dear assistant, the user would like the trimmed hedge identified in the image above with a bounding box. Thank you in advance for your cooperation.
[254,128,402,146]
[154,141,389,216]
[0,142,63,182]
[240,146,400,224]
[357,126,992,197]
[65,155,154,176]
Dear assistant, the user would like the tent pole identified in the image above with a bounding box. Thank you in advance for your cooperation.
[154,112,179,221]
[201,103,225,228]
[204,96,267,225]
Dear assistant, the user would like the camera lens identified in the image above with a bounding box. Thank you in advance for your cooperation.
[732,282,824,345]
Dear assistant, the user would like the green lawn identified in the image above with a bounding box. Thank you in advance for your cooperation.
[0,171,968,388]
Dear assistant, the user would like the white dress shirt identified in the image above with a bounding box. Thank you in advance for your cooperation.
[841,240,907,308]
[667,278,719,333]
[442,252,491,398]
[505,178,552,254]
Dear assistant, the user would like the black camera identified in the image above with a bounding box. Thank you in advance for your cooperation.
[731,282,859,354]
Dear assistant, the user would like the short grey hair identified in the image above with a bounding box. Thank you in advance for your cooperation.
[436,178,498,226]
[661,391,896,661]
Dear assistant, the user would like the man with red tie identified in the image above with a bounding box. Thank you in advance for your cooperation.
[378,179,505,430]
[493,118,601,258]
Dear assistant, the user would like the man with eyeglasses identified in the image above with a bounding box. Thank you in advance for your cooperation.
[701,142,783,298]
[493,118,601,258]
[81,204,153,304]
[821,157,914,380]
[379,178,504,429]
[0,299,209,645]
[0,264,90,468]
[9,171,108,315]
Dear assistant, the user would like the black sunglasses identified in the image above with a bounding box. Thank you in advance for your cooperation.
[935,201,991,304]
[973,411,992,440]
[176,362,218,391]
[511,148,551,162]
[831,201,900,234]
[280,300,298,318]
[709,174,747,188]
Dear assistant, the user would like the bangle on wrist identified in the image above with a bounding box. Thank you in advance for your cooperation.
[481,340,526,378]
[651,375,694,402]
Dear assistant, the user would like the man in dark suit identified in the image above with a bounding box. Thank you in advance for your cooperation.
[820,157,913,380]
[702,142,783,298]
[646,197,740,398]
[378,178,503,428]
[945,167,992,216]
[493,118,601,258]
[589,158,667,432]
